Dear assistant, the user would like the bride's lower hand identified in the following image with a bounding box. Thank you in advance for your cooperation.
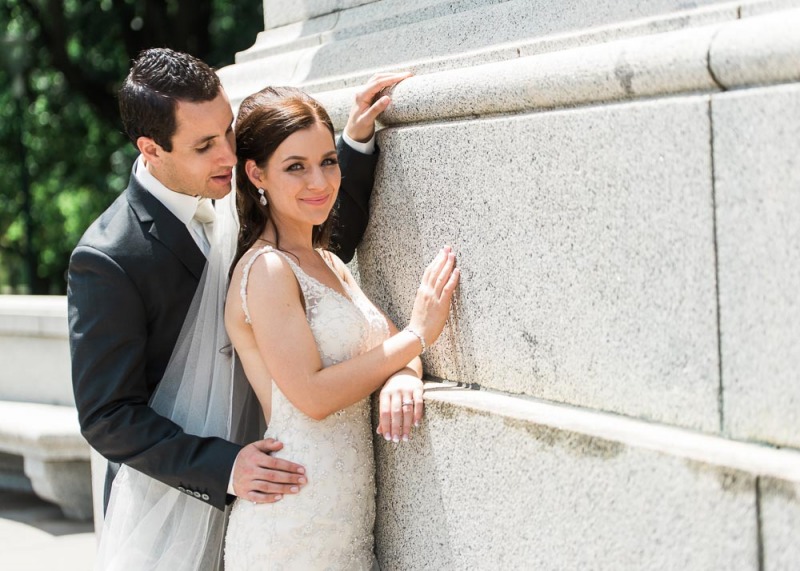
[377,373,423,443]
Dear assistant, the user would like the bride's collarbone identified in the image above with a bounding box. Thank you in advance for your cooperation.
[263,246,350,300]
[299,254,350,300]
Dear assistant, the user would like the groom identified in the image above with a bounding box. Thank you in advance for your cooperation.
[68,48,405,511]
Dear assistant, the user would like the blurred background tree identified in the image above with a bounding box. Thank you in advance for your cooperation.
[0,0,263,294]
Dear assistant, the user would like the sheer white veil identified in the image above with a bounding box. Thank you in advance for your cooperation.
[95,191,261,570]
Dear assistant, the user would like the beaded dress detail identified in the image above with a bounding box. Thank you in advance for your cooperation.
[224,246,389,571]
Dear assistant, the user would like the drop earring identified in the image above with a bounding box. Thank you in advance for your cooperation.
[258,188,268,206]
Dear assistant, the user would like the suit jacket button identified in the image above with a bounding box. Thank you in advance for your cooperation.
[193,491,201,498]
[201,494,210,501]
[178,487,186,493]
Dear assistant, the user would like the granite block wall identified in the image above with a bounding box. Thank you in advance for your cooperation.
[760,477,800,571]
[358,97,720,432]
[713,83,800,448]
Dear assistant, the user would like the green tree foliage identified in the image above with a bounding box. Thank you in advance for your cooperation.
[0,0,263,293]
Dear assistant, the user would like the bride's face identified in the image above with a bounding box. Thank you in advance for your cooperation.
[259,122,341,229]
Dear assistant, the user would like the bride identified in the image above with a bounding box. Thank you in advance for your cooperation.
[223,86,459,569]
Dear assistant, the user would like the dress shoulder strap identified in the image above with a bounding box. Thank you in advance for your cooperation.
[239,245,312,325]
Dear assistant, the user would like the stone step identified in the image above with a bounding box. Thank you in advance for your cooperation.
[373,382,800,570]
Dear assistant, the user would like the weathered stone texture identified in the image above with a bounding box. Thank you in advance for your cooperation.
[760,477,800,571]
[264,0,378,29]
[709,8,800,89]
[359,97,719,431]
[280,0,739,86]
[713,84,800,448]
[374,393,758,570]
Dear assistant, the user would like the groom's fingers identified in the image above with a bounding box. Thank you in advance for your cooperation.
[237,470,307,502]
[250,479,302,496]
[258,468,307,485]
[251,438,284,455]
[250,440,306,474]
[254,438,283,450]
[247,491,284,504]
[237,442,305,475]
[256,454,306,476]
[233,441,308,500]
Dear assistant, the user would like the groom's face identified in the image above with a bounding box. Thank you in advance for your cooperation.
[146,89,237,200]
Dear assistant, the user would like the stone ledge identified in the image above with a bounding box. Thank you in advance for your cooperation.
[224,4,800,121]
[372,381,800,568]
[305,8,800,130]
[242,0,520,62]
[225,1,741,109]
[423,381,800,480]
[710,6,800,87]
[244,0,743,72]
[0,295,68,338]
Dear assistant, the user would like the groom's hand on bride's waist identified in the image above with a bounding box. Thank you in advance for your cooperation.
[231,438,307,504]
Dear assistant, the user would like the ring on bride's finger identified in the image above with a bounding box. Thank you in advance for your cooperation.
[401,401,413,407]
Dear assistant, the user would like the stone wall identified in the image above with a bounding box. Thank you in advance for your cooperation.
[219,1,800,568]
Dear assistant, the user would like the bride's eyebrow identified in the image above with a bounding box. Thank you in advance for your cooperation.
[281,150,336,162]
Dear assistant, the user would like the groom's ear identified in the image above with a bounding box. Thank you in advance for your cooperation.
[137,136,164,164]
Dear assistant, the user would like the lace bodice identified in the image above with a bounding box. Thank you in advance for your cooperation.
[239,245,389,366]
[225,245,389,571]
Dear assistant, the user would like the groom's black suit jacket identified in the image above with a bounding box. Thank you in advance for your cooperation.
[68,140,377,511]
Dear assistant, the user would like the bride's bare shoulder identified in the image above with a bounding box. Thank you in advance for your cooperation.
[226,247,302,328]
[232,245,292,282]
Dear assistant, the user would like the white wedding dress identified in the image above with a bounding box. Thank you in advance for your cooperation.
[224,246,389,570]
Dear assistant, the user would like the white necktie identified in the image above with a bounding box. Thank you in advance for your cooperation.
[192,198,215,256]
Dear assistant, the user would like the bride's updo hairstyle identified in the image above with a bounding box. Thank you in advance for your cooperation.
[230,86,337,277]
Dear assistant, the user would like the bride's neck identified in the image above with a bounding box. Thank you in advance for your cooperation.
[258,218,315,254]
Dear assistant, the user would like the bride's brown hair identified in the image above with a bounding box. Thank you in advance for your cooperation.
[229,86,337,277]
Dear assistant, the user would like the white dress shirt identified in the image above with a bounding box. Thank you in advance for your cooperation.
[340,130,375,155]
[133,157,211,254]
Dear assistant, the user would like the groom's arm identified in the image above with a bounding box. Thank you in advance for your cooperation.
[329,71,412,263]
[331,137,378,263]
[68,244,240,511]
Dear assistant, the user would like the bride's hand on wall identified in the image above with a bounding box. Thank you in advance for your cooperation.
[407,246,460,349]
[377,371,424,443]
[344,71,413,143]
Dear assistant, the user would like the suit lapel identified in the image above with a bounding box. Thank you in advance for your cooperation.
[126,175,207,280]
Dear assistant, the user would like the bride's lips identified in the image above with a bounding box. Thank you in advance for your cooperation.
[300,195,331,206]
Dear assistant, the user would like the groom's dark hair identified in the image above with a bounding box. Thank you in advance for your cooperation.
[119,48,221,152]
